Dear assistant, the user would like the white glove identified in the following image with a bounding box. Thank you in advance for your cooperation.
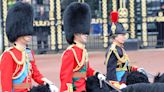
[137,68,147,75]
[120,83,127,89]
[49,84,59,92]
[97,73,106,81]
[41,78,59,92]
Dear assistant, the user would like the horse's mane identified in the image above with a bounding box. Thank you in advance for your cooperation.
[126,71,149,85]
[121,83,164,92]
[29,84,51,92]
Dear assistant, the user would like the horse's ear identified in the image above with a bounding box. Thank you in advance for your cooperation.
[46,83,50,88]
[154,72,161,82]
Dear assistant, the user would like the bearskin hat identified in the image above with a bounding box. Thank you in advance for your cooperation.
[63,2,91,44]
[6,2,34,43]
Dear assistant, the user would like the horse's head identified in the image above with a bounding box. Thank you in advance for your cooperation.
[126,71,149,85]
[29,84,51,92]
[154,73,164,83]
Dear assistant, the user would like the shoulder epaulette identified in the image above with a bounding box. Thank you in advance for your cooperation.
[61,44,75,58]
[110,43,116,51]
[112,46,128,63]
[0,47,14,61]
[61,44,86,72]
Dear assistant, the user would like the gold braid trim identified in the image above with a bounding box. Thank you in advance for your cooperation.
[113,49,125,63]
[113,46,129,63]
[114,46,129,71]
[71,48,85,66]
[7,51,27,79]
[61,45,75,59]
[12,64,20,78]
[7,51,26,65]
[12,61,26,79]
[105,43,129,65]
[65,83,73,92]
[105,44,116,65]
[0,47,29,80]
[71,48,86,72]
[121,48,130,61]
[62,44,88,72]
[105,49,113,65]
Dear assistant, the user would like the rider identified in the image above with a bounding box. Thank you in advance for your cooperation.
[105,11,144,88]
[60,2,106,92]
[0,2,58,92]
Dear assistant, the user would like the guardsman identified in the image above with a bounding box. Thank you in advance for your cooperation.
[0,2,58,92]
[60,2,106,92]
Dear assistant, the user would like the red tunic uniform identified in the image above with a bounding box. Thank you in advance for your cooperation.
[60,43,95,92]
[0,46,44,92]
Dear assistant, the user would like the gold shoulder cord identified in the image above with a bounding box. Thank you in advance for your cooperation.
[71,48,86,72]
[113,49,124,63]
[12,61,26,79]
[0,47,28,79]
[66,83,73,92]
[121,48,130,63]
[62,44,87,72]
[7,51,27,79]
[61,45,75,59]
[105,44,116,65]
[7,51,26,65]
[114,47,130,66]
